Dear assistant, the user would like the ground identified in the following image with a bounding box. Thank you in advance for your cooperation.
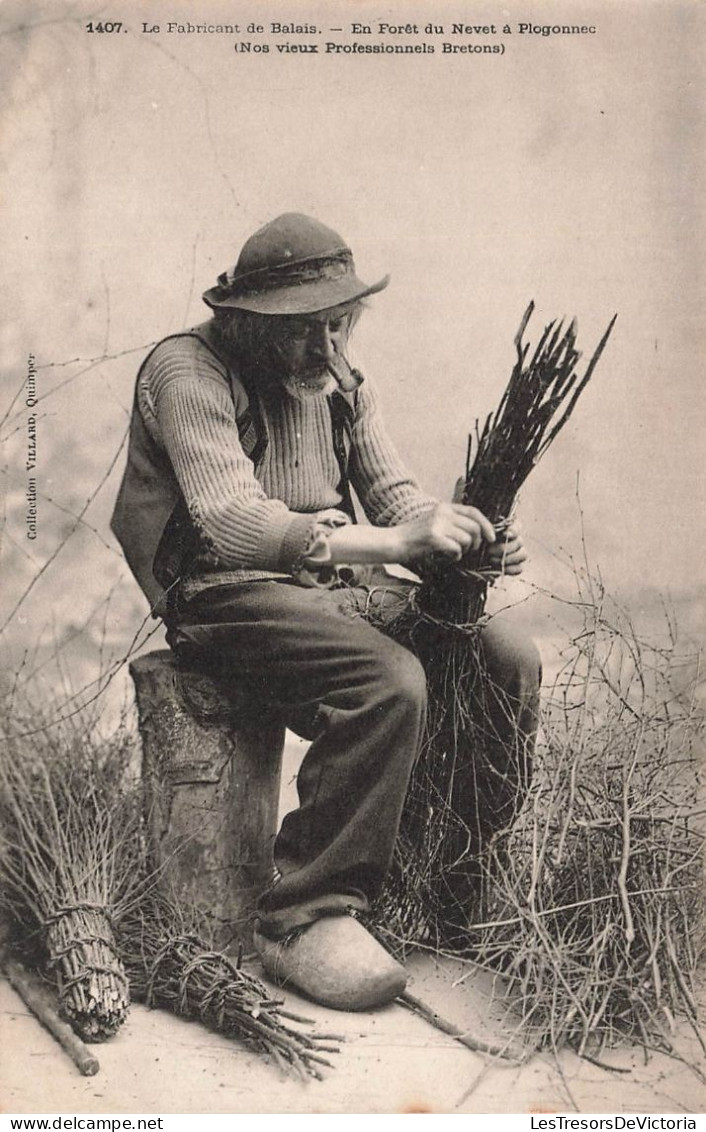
[2,733,705,1116]
[1,951,704,1116]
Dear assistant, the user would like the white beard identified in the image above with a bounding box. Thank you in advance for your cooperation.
[280,373,337,400]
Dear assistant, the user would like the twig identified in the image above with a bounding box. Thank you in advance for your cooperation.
[578,1051,631,1074]
[397,990,525,1062]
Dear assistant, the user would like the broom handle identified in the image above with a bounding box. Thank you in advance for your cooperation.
[4,958,100,1076]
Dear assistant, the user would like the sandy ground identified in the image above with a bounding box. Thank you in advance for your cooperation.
[2,950,705,1117]
[3,736,705,1116]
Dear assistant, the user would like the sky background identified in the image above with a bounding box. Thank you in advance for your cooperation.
[1,0,704,722]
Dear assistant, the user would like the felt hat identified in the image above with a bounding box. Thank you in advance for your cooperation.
[203,213,390,315]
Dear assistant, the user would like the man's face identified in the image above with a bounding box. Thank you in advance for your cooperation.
[268,303,354,389]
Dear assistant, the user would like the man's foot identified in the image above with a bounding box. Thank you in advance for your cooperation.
[253,915,407,1011]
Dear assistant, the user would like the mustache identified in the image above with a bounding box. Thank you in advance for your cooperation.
[269,342,359,391]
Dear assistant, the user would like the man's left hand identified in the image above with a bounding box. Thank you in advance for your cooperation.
[486,525,527,576]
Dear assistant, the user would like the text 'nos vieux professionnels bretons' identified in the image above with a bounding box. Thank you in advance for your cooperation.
[139,20,597,54]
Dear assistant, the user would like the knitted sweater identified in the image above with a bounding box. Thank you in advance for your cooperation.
[111,323,436,608]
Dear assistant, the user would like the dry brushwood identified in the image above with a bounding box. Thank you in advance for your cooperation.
[372,303,617,944]
[118,895,342,1080]
[462,583,705,1061]
[0,723,143,1042]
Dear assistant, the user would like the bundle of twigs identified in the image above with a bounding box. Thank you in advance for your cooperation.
[425,301,617,624]
[118,894,341,1080]
[374,303,617,944]
[460,585,705,1061]
[0,727,141,1041]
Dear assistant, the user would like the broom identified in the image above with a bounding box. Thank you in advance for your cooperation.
[0,728,342,1076]
[0,731,141,1041]
[118,893,342,1080]
[424,301,617,623]
[375,303,618,945]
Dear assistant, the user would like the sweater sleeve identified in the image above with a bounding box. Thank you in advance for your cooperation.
[139,338,316,573]
[349,377,437,527]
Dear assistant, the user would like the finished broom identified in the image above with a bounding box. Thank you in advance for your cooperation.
[118,893,342,1080]
[0,728,341,1077]
[0,731,142,1041]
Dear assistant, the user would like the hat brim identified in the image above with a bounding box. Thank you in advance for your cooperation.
[203,273,390,315]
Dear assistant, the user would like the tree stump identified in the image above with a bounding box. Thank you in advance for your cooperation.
[129,650,285,947]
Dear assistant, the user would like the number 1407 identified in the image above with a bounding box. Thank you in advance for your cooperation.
[85,21,124,33]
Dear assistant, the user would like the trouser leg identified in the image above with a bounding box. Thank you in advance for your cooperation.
[336,576,541,918]
[339,577,540,838]
[170,581,427,938]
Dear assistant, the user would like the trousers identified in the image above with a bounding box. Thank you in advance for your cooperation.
[169,570,541,938]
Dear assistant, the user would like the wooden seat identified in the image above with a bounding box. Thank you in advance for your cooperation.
[130,650,285,947]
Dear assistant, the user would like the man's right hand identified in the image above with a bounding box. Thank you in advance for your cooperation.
[325,502,496,567]
[394,503,496,566]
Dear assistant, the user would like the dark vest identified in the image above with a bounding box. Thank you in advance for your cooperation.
[111,330,356,616]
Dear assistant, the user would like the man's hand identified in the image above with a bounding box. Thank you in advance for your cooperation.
[486,524,527,576]
[325,506,527,574]
[395,503,496,565]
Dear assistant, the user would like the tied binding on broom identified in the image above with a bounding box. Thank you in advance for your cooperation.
[375,303,617,948]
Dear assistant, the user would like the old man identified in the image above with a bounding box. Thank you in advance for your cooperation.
[112,213,539,1010]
